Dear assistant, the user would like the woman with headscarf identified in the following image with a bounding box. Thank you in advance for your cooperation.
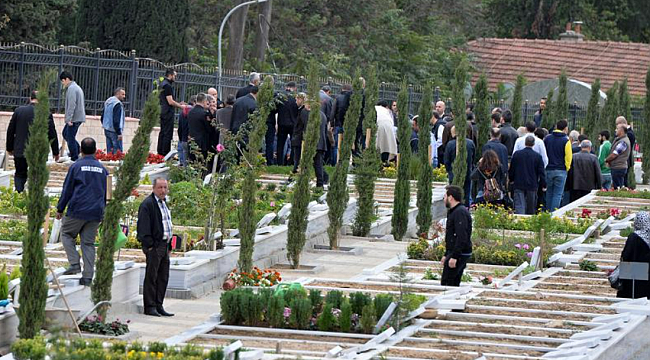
[617,211,650,298]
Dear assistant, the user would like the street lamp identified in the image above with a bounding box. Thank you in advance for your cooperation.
[218,0,269,96]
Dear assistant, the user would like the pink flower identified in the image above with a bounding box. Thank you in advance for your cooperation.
[216,144,225,153]
[514,243,522,249]
[526,252,533,258]
[283,307,291,318]
[523,244,530,250]
[270,201,276,207]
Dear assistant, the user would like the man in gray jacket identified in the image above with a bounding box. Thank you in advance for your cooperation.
[568,140,602,202]
[60,71,86,161]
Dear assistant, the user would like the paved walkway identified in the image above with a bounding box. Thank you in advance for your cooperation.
[126,236,408,342]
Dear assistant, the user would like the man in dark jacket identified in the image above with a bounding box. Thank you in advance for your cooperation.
[177,95,195,167]
[272,82,299,166]
[315,108,330,188]
[330,84,353,165]
[509,136,546,215]
[138,178,174,317]
[533,97,546,129]
[230,86,258,136]
[216,95,235,143]
[235,73,260,99]
[101,87,126,154]
[568,140,602,202]
[188,93,212,164]
[543,120,572,211]
[482,127,509,175]
[498,110,519,158]
[56,138,108,286]
[444,126,476,206]
[441,185,472,287]
[616,116,636,187]
[157,69,185,156]
[291,93,308,173]
[6,91,60,192]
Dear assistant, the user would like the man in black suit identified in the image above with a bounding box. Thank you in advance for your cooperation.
[188,93,212,163]
[6,91,60,192]
[230,86,258,136]
[235,72,261,99]
[138,178,174,317]
[271,81,299,166]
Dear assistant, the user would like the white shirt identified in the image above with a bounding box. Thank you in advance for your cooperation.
[512,133,549,168]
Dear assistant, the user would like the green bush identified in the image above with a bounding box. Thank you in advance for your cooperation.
[240,290,264,326]
[402,294,427,312]
[349,292,372,316]
[207,347,225,360]
[289,298,313,330]
[317,303,337,331]
[325,290,345,309]
[267,295,285,328]
[309,289,322,312]
[11,337,47,360]
[283,286,308,305]
[339,299,353,333]
[373,294,394,321]
[0,264,8,300]
[360,303,376,334]
[620,227,633,237]
[220,288,249,324]
[579,260,599,271]
[168,181,211,226]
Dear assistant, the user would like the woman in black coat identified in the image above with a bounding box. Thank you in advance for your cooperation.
[617,211,650,299]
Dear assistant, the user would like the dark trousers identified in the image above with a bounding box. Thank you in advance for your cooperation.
[157,113,174,156]
[62,122,81,161]
[570,189,591,202]
[276,125,293,166]
[265,122,276,165]
[441,256,469,287]
[292,145,302,172]
[514,189,538,215]
[315,150,329,187]
[612,168,627,189]
[143,242,170,311]
[14,156,28,193]
[354,126,364,156]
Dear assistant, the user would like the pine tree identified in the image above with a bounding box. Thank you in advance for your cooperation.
[542,88,555,130]
[474,74,490,153]
[555,69,569,123]
[415,83,434,236]
[618,77,632,122]
[585,79,601,149]
[352,66,380,237]
[511,74,526,128]
[639,69,650,185]
[91,89,159,318]
[238,76,275,272]
[391,81,412,241]
[451,61,468,188]
[326,74,363,249]
[601,82,620,134]
[287,61,321,268]
[18,73,53,338]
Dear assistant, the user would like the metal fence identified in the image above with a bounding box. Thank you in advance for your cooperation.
[0,42,645,136]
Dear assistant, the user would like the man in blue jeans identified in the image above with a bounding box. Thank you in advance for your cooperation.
[101,87,126,154]
[60,71,86,161]
[606,124,631,189]
[543,120,572,212]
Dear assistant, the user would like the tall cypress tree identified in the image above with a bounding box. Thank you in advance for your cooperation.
[585,79,601,149]
[601,82,620,134]
[639,69,650,184]
[391,81,412,241]
[238,76,275,272]
[618,77,632,122]
[352,66,380,237]
[415,83,434,236]
[451,61,468,188]
[287,62,321,268]
[511,74,526,128]
[91,90,159,318]
[327,74,363,249]
[555,69,569,123]
[542,88,555,130]
[474,74,490,153]
[18,73,53,338]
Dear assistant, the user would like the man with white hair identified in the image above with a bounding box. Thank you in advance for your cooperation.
[207,87,224,109]
[236,72,261,99]
[568,140,602,201]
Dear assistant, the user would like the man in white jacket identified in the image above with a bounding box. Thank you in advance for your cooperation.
[375,100,397,164]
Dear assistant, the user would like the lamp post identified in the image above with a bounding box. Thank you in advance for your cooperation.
[218,0,269,96]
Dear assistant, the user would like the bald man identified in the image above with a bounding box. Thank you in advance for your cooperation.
[207,88,224,109]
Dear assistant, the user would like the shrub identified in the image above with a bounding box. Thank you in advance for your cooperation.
[267,295,285,328]
[239,290,264,326]
[309,289,323,312]
[391,81,412,241]
[11,337,47,360]
[579,260,599,272]
[360,303,376,334]
[208,347,225,360]
[0,264,8,300]
[110,341,127,353]
[416,83,434,235]
[339,299,353,333]
[317,303,337,331]
[325,290,345,309]
[407,238,429,259]
[220,288,248,324]
[402,294,427,312]
[620,226,633,238]
[373,294,394,321]
[258,288,273,312]
[282,285,308,304]
[349,292,372,316]
[148,342,167,353]
[289,298,312,330]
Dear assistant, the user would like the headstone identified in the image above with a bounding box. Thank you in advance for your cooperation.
[230,229,240,238]
[256,226,273,235]
[310,204,329,212]
[278,204,292,219]
[530,247,541,267]
[223,239,240,247]
[224,340,242,360]
[318,193,327,203]
[497,261,529,287]
[307,201,318,210]
[326,346,343,358]
[379,234,395,242]
[170,257,195,266]
[114,261,135,270]
[256,213,277,228]
[373,302,397,334]
[163,149,177,162]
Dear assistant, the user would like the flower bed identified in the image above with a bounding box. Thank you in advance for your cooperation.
[473,204,592,234]
[95,149,165,164]
[79,315,130,336]
[596,189,650,199]
[226,267,281,287]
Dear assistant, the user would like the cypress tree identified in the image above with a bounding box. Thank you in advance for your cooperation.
[287,62,321,268]
[601,82,620,134]
[415,83,434,236]
[618,77,632,122]
[352,66,380,237]
[18,73,53,338]
[585,79,601,150]
[639,69,650,184]
[391,81,412,241]
[451,61,468,188]
[92,89,159,318]
[327,74,363,249]
[511,74,526,128]
[474,74,490,154]
[238,76,275,272]
[555,69,569,123]
[542,88,555,130]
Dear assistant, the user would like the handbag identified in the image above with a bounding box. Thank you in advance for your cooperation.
[608,265,622,290]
